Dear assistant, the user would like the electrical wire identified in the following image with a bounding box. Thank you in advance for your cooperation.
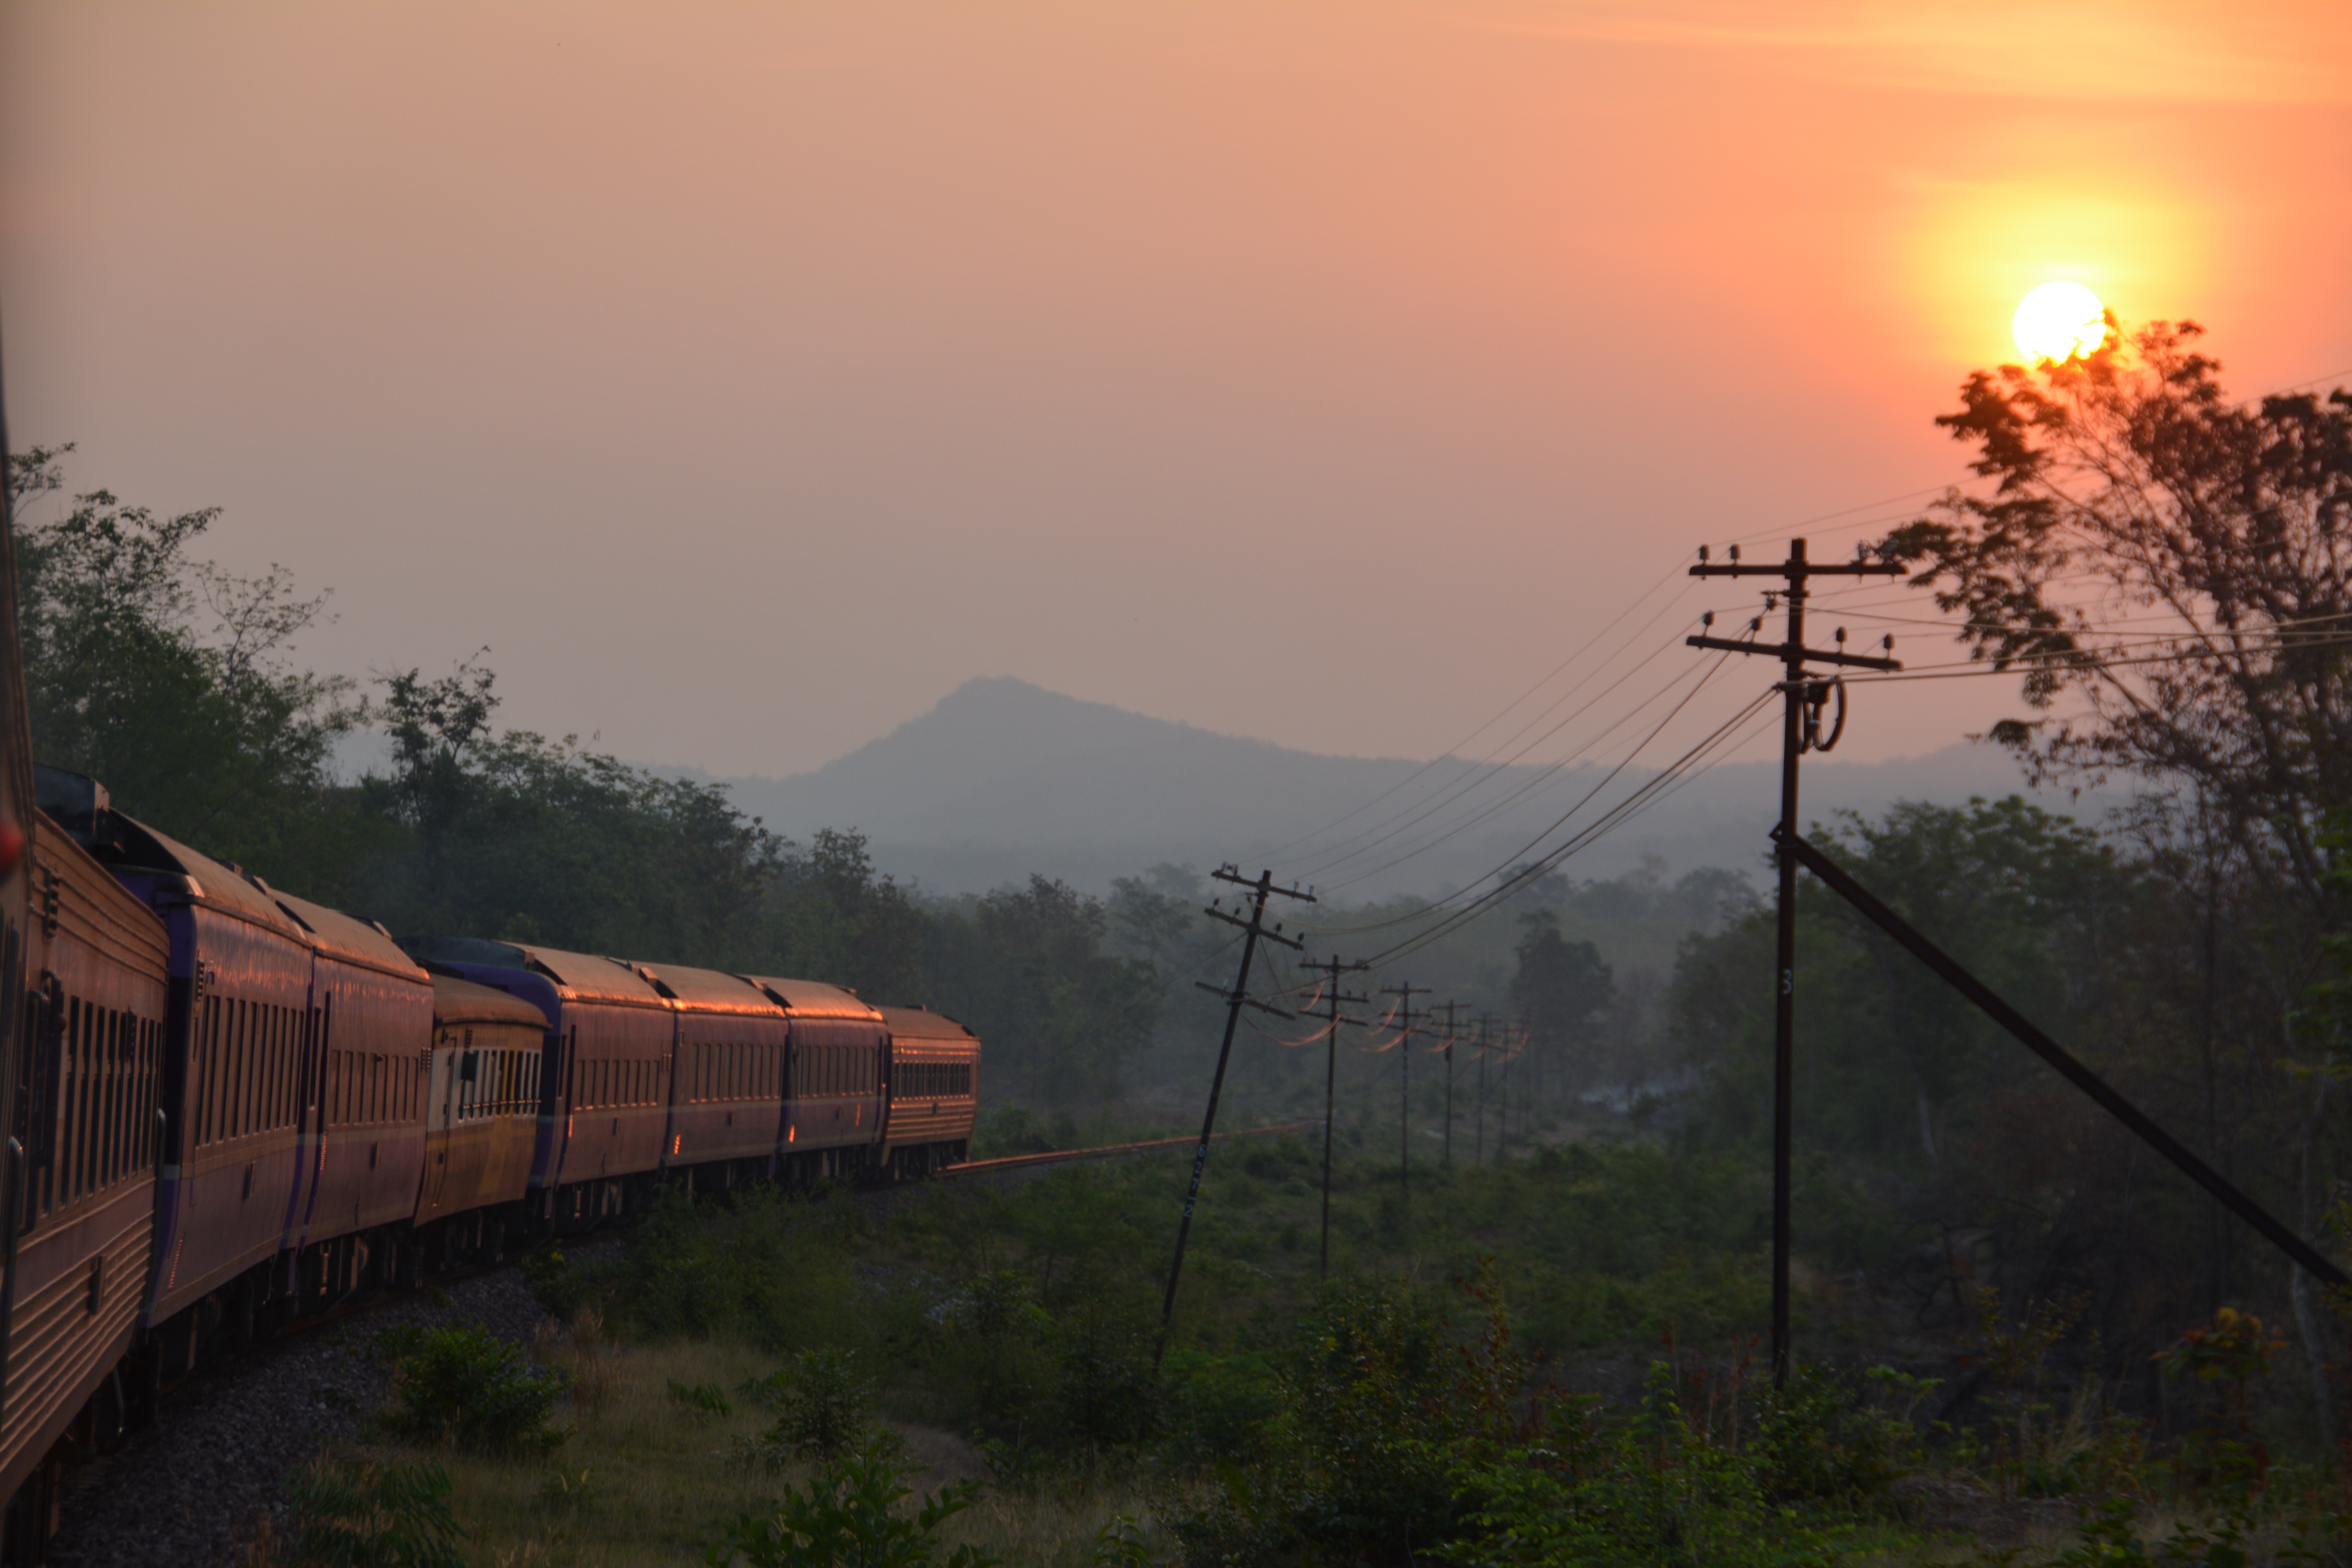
[1295,624,1715,887]
[1299,654,1748,936]
[1254,560,1695,864]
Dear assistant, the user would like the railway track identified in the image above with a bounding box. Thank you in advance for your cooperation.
[937,1120,1318,1178]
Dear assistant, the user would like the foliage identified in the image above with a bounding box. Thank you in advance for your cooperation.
[925,874,1165,1109]
[735,1349,885,1465]
[1509,909,1615,1098]
[670,1378,735,1417]
[280,1454,467,1568]
[703,1439,1001,1568]
[371,1324,569,1457]
[6,444,370,895]
[1880,322,2352,906]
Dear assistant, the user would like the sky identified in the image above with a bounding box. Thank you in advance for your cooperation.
[4,0,2349,781]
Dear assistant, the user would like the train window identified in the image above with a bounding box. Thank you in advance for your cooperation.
[234,1003,251,1139]
[99,1009,116,1187]
[63,996,82,1199]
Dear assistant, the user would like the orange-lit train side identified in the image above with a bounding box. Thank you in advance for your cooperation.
[414,976,547,1268]
[0,814,167,1546]
[877,1005,978,1180]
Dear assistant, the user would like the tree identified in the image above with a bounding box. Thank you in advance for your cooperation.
[1881,321,2352,910]
[1509,909,1613,1100]
[6,445,363,887]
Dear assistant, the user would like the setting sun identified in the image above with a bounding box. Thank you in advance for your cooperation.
[2013,281,2109,362]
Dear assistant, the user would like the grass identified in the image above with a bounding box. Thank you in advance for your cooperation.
[321,1326,1176,1568]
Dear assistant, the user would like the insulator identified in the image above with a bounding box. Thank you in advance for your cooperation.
[1697,545,1710,562]
[1729,544,1741,561]
[1701,610,1715,627]
[1836,627,1847,642]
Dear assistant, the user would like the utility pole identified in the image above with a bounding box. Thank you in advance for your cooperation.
[1379,982,1428,1197]
[1495,1020,1523,1165]
[1687,537,1901,1387]
[1432,999,1464,1169]
[1158,864,1312,1366]
[1301,954,1368,1279]
[1473,1013,1497,1169]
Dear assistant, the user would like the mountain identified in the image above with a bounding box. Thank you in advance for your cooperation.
[675,677,2112,897]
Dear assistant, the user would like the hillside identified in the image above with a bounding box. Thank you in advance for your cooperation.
[675,677,2100,896]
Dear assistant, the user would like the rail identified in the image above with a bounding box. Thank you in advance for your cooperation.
[938,1120,1318,1178]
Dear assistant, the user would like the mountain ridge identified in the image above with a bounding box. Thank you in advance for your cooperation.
[664,676,2101,897]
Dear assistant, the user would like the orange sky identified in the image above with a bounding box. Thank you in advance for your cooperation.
[3,1,2348,776]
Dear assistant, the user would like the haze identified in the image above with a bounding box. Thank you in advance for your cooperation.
[4,1,2348,780]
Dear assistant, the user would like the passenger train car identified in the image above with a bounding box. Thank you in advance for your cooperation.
[0,766,983,1561]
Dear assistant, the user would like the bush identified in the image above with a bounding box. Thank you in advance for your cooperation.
[280,1455,466,1568]
[595,1187,857,1350]
[704,1439,1001,1568]
[373,1324,568,1456]
[768,1348,878,1461]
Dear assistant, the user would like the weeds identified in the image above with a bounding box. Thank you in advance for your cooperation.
[278,1454,467,1568]
[704,1439,1001,1568]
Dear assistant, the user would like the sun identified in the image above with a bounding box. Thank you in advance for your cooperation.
[2013,281,2109,362]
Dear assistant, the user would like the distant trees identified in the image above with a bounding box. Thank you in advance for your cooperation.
[5,448,1167,1110]
[1509,909,1614,1099]
[926,876,1163,1111]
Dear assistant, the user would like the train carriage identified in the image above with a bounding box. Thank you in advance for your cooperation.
[38,783,321,1347]
[274,893,432,1291]
[0,812,168,1511]
[415,976,547,1266]
[408,940,672,1229]
[632,964,788,1190]
[743,978,886,1182]
[877,1005,978,1180]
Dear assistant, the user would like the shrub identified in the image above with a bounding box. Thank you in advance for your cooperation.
[280,1455,466,1568]
[704,1439,1001,1568]
[374,1324,568,1456]
[733,1348,891,1470]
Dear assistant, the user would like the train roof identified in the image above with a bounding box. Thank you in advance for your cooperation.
[406,937,668,1009]
[431,973,552,1032]
[876,1004,979,1043]
[271,889,428,985]
[740,975,884,1023]
[627,961,781,1017]
[103,813,309,941]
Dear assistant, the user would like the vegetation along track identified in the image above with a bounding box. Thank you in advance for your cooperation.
[42,1125,1304,1568]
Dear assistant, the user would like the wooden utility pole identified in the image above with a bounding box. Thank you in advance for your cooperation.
[1301,955,1368,1279]
[1379,982,1428,1196]
[1157,864,1311,1366]
[1686,537,1901,1385]
[1431,999,1464,1169]
[1473,1012,1497,1168]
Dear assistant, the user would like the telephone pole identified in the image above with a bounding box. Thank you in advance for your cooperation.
[1379,982,1428,1196]
[1432,999,1464,1169]
[1158,864,1312,1366]
[1473,1012,1497,1168]
[1301,954,1369,1278]
[1687,537,1901,1386]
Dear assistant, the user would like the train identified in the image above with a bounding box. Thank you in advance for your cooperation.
[0,762,982,1561]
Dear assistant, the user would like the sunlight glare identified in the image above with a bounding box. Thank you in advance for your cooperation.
[2013,281,2109,361]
